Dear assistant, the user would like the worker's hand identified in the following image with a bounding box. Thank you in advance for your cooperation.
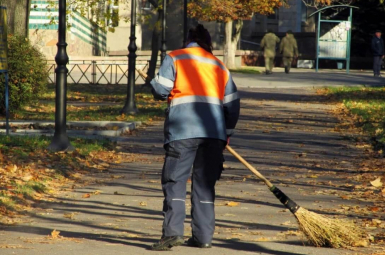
[382,55,385,59]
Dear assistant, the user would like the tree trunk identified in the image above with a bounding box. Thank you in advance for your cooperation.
[0,0,30,37]
[146,9,162,85]
[223,21,234,69]
[223,20,243,69]
[145,0,161,86]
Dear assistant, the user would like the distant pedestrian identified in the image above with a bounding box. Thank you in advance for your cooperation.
[149,24,240,251]
[371,29,384,77]
[260,29,280,75]
[280,30,298,74]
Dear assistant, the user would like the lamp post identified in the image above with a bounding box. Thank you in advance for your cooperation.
[183,0,187,46]
[121,0,138,114]
[160,0,167,63]
[48,0,73,152]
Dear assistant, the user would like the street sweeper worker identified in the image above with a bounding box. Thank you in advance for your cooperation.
[149,24,240,251]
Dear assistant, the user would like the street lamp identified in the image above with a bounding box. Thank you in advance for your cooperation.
[48,0,73,152]
[160,0,167,63]
[121,0,138,114]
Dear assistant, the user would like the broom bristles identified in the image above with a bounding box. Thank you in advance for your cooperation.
[294,207,366,248]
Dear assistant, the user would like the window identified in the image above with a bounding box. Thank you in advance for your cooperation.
[267,9,279,20]
[141,0,153,10]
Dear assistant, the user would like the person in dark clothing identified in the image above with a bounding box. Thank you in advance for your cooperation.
[372,30,384,77]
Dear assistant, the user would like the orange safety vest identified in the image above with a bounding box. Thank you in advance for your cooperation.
[168,47,229,104]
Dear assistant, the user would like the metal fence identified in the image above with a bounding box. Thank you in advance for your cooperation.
[47,60,150,85]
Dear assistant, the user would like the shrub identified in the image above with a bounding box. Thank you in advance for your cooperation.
[0,35,49,114]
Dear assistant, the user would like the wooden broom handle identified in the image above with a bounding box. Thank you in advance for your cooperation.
[226,145,274,189]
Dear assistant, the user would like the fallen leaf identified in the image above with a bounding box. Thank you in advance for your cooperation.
[370,177,383,188]
[139,201,147,206]
[93,190,102,195]
[50,229,61,239]
[370,207,380,212]
[82,193,91,198]
[127,234,140,238]
[353,239,369,247]
[281,221,292,226]
[63,213,77,220]
[21,174,33,182]
[372,219,382,225]
[254,237,270,242]
[225,201,240,207]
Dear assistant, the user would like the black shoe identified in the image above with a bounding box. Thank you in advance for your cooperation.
[151,236,184,251]
[187,237,212,248]
[285,66,289,74]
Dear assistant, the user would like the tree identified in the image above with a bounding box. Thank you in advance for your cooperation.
[45,0,129,33]
[144,0,163,85]
[302,0,385,8]
[0,0,31,37]
[301,0,352,7]
[188,0,286,69]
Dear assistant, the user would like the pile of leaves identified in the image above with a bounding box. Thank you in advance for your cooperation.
[319,87,385,246]
[321,87,385,149]
[0,135,126,223]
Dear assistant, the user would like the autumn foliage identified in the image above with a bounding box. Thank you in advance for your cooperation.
[188,0,286,22]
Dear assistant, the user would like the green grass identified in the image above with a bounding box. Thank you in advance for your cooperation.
[0,135,111,156]
[14,181,47,198]
[230,67,261,75]
[1,84,166,123]
[324,86,385,147]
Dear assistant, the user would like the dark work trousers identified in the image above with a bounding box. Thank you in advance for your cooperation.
[161,138,225,244]
[373,56,383,76]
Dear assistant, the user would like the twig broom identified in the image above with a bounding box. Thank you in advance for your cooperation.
[226,145,367,248]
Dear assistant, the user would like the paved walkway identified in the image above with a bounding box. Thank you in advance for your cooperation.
[0,70,383,255]
[233,68,385,88]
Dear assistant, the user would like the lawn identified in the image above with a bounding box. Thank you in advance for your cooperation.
[1,84,166,123]
[322,86,385,148]
[0,135,123,222]
[230,67,261,75]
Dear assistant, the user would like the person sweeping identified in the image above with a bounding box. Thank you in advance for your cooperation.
[149,24,240,251]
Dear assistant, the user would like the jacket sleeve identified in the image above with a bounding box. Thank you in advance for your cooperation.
[260,37,265,49]
[223,73,240,137]
[150,55,175,100]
